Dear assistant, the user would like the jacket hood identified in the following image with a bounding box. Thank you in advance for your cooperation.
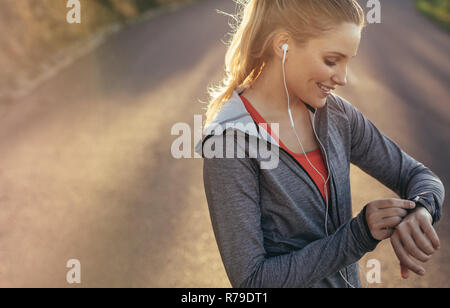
[194,87,318,156]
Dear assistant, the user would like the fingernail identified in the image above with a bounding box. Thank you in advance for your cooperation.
[419,270,425,275]
[410,202,416,208]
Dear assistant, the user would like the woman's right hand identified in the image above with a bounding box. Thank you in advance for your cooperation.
[365,198,416,241]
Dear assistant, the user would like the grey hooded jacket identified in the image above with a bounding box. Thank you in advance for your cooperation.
[195,87,445,288]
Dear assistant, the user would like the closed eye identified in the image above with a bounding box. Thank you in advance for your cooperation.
[325,59,336,67]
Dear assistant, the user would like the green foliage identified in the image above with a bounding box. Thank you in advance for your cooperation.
[416,0,450,32]
[135,0,160,11]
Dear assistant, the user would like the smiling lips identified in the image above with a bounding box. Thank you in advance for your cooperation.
[316,82,335,97]
[316,82,335,95]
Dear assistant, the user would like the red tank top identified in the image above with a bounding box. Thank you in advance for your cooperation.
[240,95,331,202]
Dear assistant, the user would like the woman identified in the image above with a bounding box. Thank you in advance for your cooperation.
[195,0,445,288]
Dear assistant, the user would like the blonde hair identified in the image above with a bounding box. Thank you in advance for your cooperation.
[202,0,365,126]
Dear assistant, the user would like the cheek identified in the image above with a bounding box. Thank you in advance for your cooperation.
[290,59,332,87]
[310,61,333,82]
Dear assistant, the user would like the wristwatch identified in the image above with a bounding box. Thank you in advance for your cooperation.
[408,195,434,224]
[412,195,421,203]
[410,195,426,207]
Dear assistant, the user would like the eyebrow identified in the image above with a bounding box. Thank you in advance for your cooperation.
[327,51,357,59]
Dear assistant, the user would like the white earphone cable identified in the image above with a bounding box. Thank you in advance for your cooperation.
[281,44,364,289]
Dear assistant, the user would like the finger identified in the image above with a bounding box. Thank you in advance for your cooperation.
[420,221,440,250]
[411,224,435,256]
[377,228,395,240]
[391,233,425,276]
[367,209,405,225]
[384,228,395,238]
[381,208,408,219]
[379,200,415,210]
[400,263,410,279]
[379,216,402,229]
[398,228,432,263]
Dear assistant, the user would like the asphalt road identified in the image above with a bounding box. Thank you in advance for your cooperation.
[0,0,448,287]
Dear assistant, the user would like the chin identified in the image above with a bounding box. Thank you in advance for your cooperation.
[318,97,328,108]
[307,97,327,109]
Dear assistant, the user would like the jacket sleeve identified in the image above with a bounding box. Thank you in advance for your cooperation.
[337,95,445,224]
[202,134,380,288]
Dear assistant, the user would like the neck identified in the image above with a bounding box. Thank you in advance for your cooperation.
[242,60,308,120]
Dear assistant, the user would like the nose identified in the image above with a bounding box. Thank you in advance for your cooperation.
[332,66,347,86]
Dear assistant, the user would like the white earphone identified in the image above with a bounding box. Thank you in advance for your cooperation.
[281,43,361,288]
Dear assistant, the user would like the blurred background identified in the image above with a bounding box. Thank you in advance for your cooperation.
[0,0,448,287]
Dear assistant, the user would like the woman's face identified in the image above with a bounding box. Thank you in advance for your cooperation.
[285,23,362,108]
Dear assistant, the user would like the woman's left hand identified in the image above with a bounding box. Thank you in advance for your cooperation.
[390,206,440,278]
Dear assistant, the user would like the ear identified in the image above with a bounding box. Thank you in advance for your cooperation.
[272,31,290,59]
